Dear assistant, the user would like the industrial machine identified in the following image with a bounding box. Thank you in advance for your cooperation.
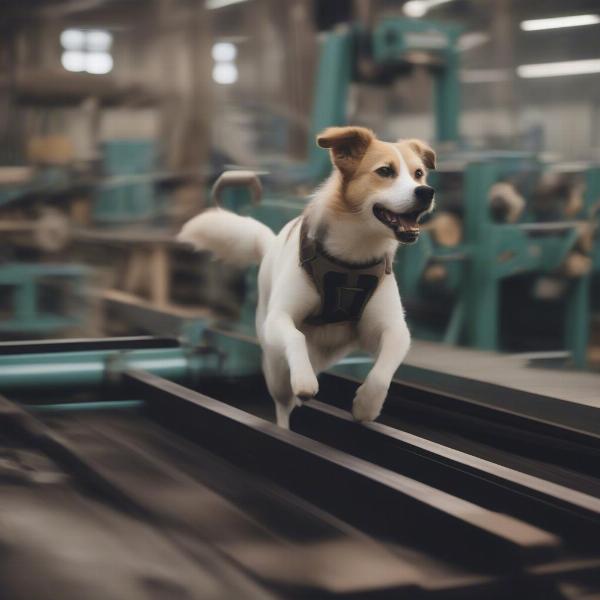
[270,17,599,366]
[72,18,597,366]
[0,167,89,337]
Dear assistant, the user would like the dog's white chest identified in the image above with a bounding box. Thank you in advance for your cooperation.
[302,322,357,350]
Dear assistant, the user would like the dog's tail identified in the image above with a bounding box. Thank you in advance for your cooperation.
[177,208,276,267]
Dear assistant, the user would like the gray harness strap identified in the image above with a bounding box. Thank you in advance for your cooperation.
[299,219,391,325]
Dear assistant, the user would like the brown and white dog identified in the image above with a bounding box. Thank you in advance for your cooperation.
[178,126,435,427]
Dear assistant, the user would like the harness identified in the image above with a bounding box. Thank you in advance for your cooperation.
[299,219,392,325]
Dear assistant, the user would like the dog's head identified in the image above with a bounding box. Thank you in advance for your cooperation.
[317,126,436,244]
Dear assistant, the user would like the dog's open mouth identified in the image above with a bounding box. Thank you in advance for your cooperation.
[373,204,422,243]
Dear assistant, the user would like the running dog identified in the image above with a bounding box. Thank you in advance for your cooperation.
[178,126,435,427]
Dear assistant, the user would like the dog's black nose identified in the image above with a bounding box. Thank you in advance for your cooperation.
[414,185,435,207]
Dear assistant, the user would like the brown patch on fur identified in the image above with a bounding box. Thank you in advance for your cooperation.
[317,127,435,216]
[403,138,436,170]
[317,126,374,178]
[327,139,404,215]
[329,172,357,214]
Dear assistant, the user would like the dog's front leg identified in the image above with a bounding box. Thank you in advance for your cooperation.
[264,311,318,400]
[353,324,410,421]
[354,279,410,422]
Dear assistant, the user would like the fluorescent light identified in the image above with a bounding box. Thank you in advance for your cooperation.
[403,0,454,18]
[206,0,248,9]
[520,14,600,31]
[403,1,427,18]
[517,58,600,78]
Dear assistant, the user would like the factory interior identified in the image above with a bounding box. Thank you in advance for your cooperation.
[1,0,600,598]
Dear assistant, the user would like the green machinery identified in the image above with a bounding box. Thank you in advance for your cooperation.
[275,16,597,366]
[293,18,461,183]
[0,170,89,337]
[0,263,87,336]
[93,139,164,225]
[97,17,597,368]
[398,158,597,366]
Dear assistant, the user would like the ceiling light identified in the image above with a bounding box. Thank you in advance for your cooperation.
[517,58,600,78]
[206,0,248,9]
[520,14,600,31]
[403,0,454,18]
[403,1,428,18]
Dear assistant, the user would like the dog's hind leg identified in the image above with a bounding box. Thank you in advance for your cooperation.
[274,398,298,429]
[263,351,299,429]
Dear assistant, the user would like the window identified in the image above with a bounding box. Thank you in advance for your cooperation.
[211,42,238,85]
[60,28,113,75]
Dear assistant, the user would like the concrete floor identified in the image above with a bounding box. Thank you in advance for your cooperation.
[405,341,600,408]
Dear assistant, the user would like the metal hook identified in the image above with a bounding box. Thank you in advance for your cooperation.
[210,170,263,207]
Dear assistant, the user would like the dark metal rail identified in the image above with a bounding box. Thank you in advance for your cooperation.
[318,373,600,482]
[124,369,561,570]
[2,338,600,597]
[0,336,180,355]
[292,399,600,541]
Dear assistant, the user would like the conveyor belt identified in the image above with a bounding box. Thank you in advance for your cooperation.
[1,360,600,598]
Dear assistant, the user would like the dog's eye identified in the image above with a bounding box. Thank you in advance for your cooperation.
[415,168,424,179]
[375,166,395,178]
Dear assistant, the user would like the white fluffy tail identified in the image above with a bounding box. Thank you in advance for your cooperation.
[177,208,275,267]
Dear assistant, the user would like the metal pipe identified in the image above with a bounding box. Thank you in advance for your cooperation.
[0,347,191,393]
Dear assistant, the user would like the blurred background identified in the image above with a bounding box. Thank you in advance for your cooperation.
[1,0,600,372]
[3,4,600,598]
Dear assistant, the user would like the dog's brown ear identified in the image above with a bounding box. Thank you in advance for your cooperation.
[405,139,436,170]
[317,126,374,176]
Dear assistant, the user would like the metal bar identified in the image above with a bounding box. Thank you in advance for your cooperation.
[0,346,191,392]
[28,400,143,413]
[0,336,179,355]
[391,364,600,439]
[321,372,600,460]
[293,399,600,538]
[56,415,425,596]
[125,369,561,568]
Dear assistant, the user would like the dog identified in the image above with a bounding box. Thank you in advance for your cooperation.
[178,126,436,428]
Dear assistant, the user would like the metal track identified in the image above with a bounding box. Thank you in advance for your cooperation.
[2,343,600,598]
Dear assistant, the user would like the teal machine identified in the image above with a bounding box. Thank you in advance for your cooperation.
[281,17,596,367]
[100,17,596,369]
[93,139,165,225]
[0,171,89,337]
[293,18,461,183]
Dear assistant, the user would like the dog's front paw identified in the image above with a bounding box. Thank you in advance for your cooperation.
[352,379,388,422]
[291,370,319,400]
